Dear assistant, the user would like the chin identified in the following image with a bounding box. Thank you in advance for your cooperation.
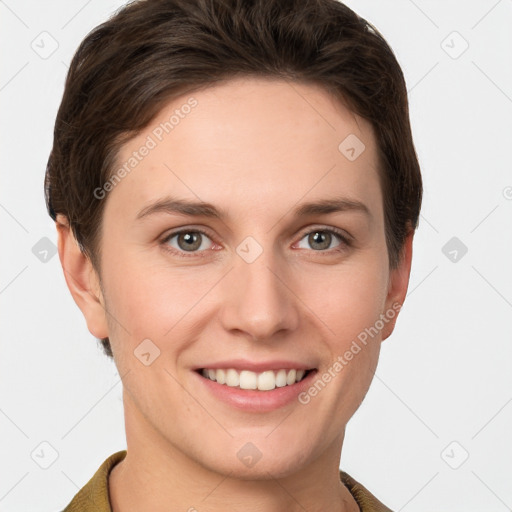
[195,439,314,481]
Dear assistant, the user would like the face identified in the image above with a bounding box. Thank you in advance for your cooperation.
[64,76,411,479]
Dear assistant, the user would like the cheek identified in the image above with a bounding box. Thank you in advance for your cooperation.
[101,251,215,345]
[301,258,388,382]
[316,271,386,394]
[302,258,389,334]
[102,230,390,352]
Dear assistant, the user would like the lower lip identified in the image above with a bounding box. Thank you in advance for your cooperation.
[193,369,318,412]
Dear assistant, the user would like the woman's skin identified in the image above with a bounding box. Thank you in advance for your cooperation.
[56,76,413,512]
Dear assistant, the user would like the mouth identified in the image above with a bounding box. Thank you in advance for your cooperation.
[195,367,315,392]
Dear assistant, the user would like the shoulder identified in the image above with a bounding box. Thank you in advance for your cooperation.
[62,450,127,512]
[340,470,394,512]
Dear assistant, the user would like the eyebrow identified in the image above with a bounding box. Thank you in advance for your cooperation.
[135,195,371,221]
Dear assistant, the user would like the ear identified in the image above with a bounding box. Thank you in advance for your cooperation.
[55,214,109,339]
[381,230,414,341]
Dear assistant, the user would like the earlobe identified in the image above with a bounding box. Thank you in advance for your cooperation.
[381,231,414,341]
[55,214,109,339]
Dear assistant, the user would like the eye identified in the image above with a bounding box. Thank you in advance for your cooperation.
[161,229,215,256]
[160,226,351,258]
[295,227,351,252]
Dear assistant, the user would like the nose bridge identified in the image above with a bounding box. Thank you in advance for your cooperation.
[220,241,298,340]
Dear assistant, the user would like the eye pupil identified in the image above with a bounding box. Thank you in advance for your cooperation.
[309,231,331,250]
[178,232,202,251]
[169,229,342,256]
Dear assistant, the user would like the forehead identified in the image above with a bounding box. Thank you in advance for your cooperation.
[107,76,381,224]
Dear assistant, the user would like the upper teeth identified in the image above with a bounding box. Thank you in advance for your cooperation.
[201,368,307,391]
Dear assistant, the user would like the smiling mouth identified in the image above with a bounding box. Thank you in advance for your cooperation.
[196,368,315,391]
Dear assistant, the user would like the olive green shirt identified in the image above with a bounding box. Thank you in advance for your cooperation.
[62,450,392,511]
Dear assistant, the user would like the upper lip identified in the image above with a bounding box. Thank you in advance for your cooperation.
[194,359,316,372]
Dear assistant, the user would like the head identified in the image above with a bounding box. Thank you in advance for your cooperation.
[46,0,421,478]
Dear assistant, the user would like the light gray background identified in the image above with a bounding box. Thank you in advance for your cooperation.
[1,1,511,511]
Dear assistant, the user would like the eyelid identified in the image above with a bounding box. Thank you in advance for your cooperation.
[295,224,353,244]
[160,226,218,258]
[160,224,352,258]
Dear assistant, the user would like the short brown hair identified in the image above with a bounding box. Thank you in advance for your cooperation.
[45,0,422,358]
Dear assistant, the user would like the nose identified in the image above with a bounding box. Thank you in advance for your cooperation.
[219,246,300,342]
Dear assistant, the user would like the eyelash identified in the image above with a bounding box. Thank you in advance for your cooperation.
[160,226,352,259]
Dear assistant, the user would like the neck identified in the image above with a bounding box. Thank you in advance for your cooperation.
[109,395,359,512]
